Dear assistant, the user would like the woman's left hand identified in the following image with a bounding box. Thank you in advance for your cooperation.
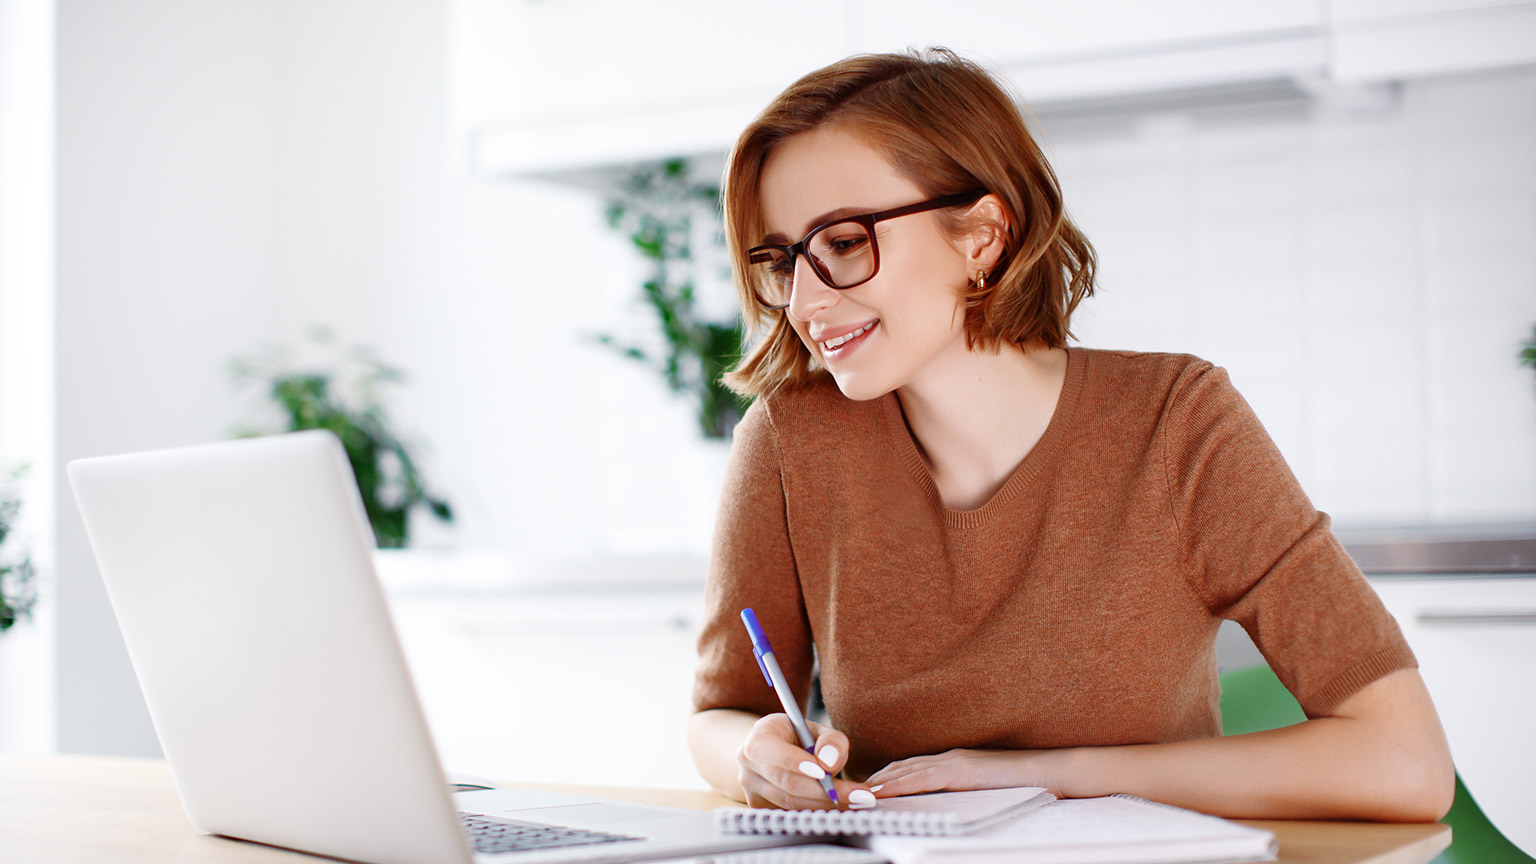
[862,748,1062,798]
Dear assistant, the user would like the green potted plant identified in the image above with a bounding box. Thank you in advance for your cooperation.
[0,465,39,634]
[595,158,753,439]
[229,328,453,548]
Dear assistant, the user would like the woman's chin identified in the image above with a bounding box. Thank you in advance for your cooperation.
[829,369,894,402]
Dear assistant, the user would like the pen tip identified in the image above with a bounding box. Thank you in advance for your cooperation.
[828,790,838,803]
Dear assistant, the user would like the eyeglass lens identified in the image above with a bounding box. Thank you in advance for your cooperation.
[748,220,875,308]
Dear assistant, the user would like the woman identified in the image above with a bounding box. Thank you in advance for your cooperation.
[686,48,1453,821]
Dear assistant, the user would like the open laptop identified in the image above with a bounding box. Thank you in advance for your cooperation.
[66,430,808,864]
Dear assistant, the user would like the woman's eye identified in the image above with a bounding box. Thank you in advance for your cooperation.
[826,234,868,255]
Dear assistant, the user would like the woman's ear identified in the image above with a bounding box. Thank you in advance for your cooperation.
[962,193,1010,274]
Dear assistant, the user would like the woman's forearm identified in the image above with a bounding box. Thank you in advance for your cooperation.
[866,669,1454,821]
[686,708,761,803]
[1049,716,1449,821]
[1047,668,1453,821]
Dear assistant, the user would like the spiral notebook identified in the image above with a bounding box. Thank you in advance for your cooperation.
[714,787,1055,837]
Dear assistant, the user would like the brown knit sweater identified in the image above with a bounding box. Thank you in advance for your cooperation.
[692,347,1415,782]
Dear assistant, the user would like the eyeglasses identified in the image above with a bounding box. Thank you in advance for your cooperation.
[745,188,988,310]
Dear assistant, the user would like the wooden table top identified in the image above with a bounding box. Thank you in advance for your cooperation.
[0,753,1451,864]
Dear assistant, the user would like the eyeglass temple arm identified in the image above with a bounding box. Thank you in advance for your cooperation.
[866,188,988,223]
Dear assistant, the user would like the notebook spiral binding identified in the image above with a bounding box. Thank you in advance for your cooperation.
[713,808,962,837]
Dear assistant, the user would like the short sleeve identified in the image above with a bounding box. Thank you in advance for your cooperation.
[1161,362,1416,718]
[692,398,817,717]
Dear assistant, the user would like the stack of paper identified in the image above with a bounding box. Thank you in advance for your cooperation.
[860,795,1278,864]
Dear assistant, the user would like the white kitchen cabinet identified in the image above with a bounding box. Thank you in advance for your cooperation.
[374,551,712,790]
[451,0,849,123]
[1369,575,1536,857]
[863,0,1328,105]
[387,586,711,790]
[1331,0,1536,83]
[452,1,1536,176]
[450,0,1330,176]
[855,0,1321,64]
[451,0,851,174]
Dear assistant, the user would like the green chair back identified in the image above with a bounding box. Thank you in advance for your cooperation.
[1218,664,1532,864]
[1218,664,1306,735]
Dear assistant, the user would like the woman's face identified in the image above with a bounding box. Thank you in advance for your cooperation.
[757,126,976,401]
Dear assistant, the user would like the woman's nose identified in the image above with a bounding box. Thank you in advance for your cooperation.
[786,255,838,321]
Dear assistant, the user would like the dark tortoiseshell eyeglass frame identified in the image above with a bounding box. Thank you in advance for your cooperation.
[745,188,988,310]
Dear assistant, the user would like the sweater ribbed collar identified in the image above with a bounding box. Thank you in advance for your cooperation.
[882,346,1089,530]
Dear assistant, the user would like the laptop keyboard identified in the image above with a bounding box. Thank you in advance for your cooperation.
[459,812,642,855]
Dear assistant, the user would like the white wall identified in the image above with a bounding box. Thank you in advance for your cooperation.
[55,0,294,755]
[48,0,718,757]
[0,0,56,753]
[266,0,720,560]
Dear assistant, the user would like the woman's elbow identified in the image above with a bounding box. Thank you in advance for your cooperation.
[1338,669,1456,822]
[1368,747,1456,822]
[1409,756,1456,822]
[1401,708,1457,821]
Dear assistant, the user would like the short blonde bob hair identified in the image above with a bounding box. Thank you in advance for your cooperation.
[722,48,1096,398]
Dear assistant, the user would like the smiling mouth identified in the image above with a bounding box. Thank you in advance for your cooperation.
[819,320,877,352]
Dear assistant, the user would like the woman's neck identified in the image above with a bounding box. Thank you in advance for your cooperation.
[895,343,1069,510]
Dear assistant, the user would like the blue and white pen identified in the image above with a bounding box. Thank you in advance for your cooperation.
[740,607,839,805]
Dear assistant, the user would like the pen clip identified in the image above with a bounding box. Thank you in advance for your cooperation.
[752,652,773,687]
[740,608,775,687]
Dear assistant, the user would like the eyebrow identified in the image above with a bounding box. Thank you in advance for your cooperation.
[760,205,878,245]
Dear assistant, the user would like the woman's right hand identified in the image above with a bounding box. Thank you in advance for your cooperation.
[735,714,874,810]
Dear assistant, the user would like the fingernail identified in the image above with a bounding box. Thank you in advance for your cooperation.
[870,784,884,792]
[848,789,877,809]
[816,745,840,768]
[797,760,827,780]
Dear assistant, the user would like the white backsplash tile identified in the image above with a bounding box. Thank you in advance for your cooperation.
[1306,147,1416,205]
[1424,135,1536,193]
[1192,214,1306,270]
[1194,158,1306,213]
[1417,72,1536,137]
[1423,195,1536,251]
[1052,66,1536,525]
[1304,205,1419,264]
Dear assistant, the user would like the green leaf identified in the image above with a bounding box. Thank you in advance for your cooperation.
[598,156,740,435]
[373,507,408,549]
[225,333,455,548]
[632,234,664,259]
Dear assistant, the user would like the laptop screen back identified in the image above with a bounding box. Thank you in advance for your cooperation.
[68,431,473,864]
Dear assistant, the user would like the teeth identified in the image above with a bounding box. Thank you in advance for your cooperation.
[822,321,875,350]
